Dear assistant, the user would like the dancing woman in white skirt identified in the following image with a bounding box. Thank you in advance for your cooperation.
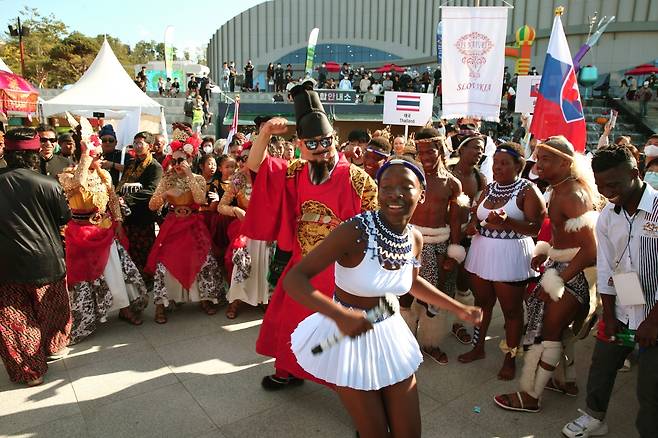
[284,158,482,438]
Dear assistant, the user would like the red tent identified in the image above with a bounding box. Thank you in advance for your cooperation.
[323,61,341,73]
[0,71,39,116]
[625,64,658,75]
[375,63,405,73]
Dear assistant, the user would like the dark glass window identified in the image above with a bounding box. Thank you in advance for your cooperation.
[276,44,400,64]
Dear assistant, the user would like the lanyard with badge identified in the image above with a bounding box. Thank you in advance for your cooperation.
[611,209,646,327]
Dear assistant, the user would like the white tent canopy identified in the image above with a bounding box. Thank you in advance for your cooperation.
[0,57,12,73]
[40,40,165,146]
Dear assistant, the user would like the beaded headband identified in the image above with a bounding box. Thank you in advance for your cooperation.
[375,158,426,189]
[536,142,574,162]
[457,135,485,150]
[495,146,522,160]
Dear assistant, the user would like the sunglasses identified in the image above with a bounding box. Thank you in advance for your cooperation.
[101,138,116,143]
[172,157,187,165]
[303,136,333,151]
[40,137,57,143]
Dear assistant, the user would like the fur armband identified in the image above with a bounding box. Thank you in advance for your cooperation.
[540,268,565,302]
[565,211,599,233]
[447,244,467,264]
[533,241,551,257]
[453,193,471,208]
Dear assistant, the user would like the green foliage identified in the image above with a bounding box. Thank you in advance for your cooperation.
[0,7,173,87]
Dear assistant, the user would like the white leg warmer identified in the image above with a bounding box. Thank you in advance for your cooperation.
[455,289,474,306]
[520,343,544,395]
[400,301,422,336]
[528,340,563,399]
[417,305,450,349]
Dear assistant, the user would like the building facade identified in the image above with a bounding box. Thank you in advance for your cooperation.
[207,0,658,80]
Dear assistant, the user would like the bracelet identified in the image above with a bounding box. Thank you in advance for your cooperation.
[540,268,565,302]
[447,244,467,264]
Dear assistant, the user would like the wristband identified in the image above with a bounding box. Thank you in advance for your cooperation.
[447,244,467,264]
[540,268,565,302]
[533,241,551,257]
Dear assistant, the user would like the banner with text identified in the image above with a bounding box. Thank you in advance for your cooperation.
[440,6,508,122]
[515,75,542,114]
[383,91,434,126]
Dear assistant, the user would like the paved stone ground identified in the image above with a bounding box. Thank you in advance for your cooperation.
[1,304,639,438]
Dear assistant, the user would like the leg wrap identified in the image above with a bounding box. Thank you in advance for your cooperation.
[417,306,450,349]
[400,303,421,336]
[455,289,474,306]
[528,340,563,399]
[472,326,481,346]
[520,343,544,395]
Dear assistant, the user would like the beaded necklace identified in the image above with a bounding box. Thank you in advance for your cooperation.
[486,178,525,204]
[370,211,419,269]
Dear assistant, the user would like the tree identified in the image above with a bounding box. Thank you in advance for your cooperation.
[49,32,100,85]
[1,7,68,86]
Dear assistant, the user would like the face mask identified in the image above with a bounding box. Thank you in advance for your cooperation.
[644,171,658,189]
[437,126,446,137]
[203,145,213,154]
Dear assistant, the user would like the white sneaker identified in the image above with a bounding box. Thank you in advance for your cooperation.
[562,409,609,437]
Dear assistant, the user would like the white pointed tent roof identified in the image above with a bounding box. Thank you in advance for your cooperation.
[0,57,12,73]
[41,39,161,117]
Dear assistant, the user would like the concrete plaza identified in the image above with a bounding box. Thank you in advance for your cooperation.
[0,304,639,438]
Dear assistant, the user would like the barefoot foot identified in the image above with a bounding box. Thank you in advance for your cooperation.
[497,353,516,380]
[458,347,485,364]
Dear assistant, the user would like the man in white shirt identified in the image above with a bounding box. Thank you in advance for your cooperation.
[563,145,658,438]
[358,75,371,93]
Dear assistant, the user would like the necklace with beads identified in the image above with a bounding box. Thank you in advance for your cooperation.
[487,178,525,204]
[550,175,575,189]
[371,211,418,268]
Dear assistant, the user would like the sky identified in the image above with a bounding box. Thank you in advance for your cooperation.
[2,0,268,60]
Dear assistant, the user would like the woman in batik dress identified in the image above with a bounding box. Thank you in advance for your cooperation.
[218,147,270,319]
[147,134,224,324]
[59,141,148,344]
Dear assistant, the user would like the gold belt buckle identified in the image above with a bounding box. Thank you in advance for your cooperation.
[89,212,103,225]
[174,206,192,217]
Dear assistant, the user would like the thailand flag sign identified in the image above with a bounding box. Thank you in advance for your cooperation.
[396,94,421,112]
[529,14,586,152]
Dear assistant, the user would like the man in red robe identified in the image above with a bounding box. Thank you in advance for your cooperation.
[243,82,378,390]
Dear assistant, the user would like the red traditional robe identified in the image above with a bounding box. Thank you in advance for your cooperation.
[242,154,378,384]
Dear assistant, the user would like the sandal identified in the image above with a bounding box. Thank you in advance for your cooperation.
[493,392,540,413]
[225,301,240,319]
[26,376,44,387]
[545,378,578,397]
[201,301,217,316]
[154,304,168,324]
[423,346,449,365]
[119,308,143,326]
[451,323,472,345]
[260,374,304,391]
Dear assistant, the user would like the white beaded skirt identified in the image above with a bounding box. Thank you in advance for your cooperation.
[291,309,423,390]
[465,234,537,282]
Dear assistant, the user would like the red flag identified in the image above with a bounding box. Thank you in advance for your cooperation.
[529,15,586,152]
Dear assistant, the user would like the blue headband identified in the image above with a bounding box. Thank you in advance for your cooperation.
[495,146,521,159]
[375,158,426,188]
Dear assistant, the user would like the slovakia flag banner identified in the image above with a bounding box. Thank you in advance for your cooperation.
[530,15,586,152]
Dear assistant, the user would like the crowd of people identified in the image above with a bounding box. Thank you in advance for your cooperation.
[1,78,658,437]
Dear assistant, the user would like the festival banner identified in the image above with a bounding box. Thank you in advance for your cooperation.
[440,7,508,121]
[305,28,320,76]
[224,96,240,154]
[164,26,175,81]
[383,91,434,126]
[436,21,443,65]
[529,13,586,152]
